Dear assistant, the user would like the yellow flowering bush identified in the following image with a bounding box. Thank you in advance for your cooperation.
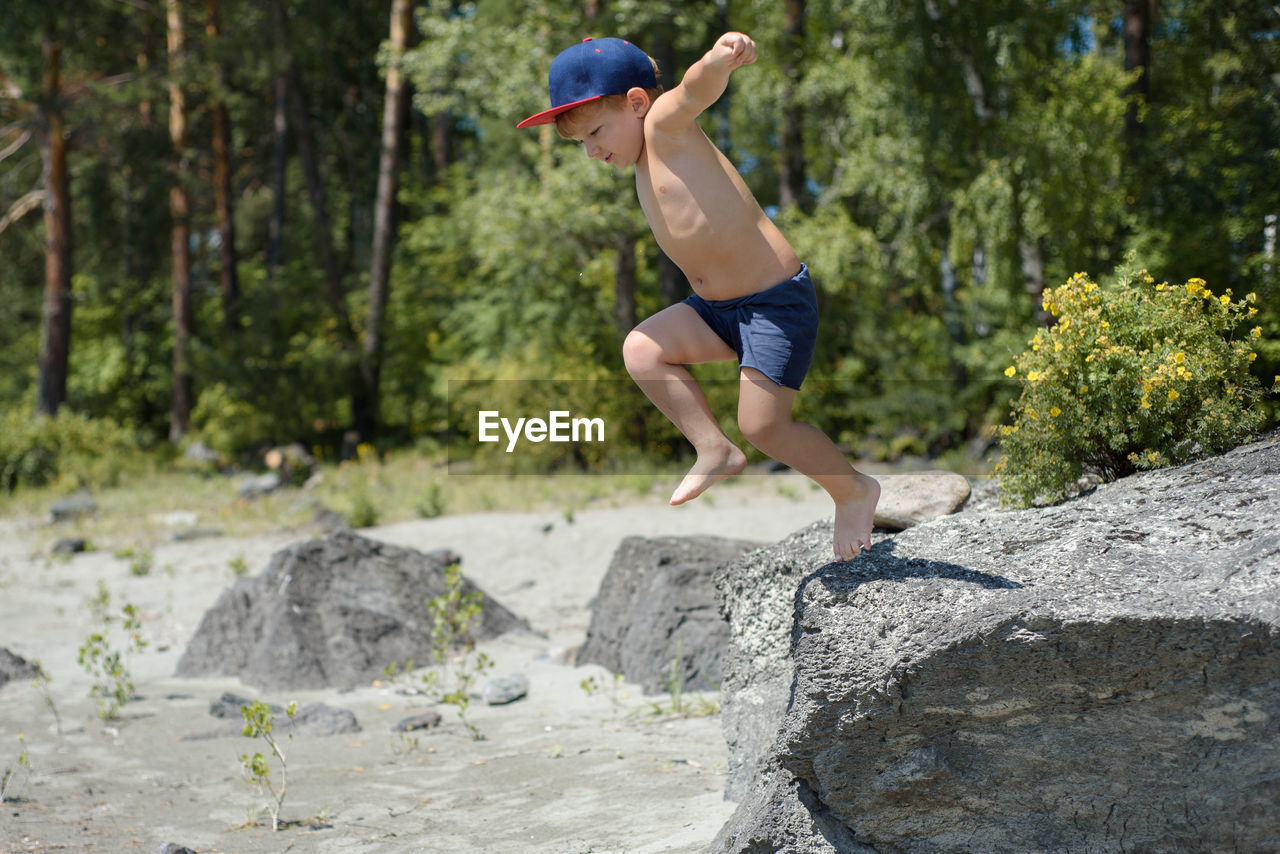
[996,267,1266,506]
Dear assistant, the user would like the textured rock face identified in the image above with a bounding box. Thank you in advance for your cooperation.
[713,433,1280,853]
[577,535,762,693]
[176,530,527,691]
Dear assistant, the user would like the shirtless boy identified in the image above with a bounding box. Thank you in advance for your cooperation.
[518,32,879,560]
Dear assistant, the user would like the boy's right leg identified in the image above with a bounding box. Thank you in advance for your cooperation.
[622,303,747,505]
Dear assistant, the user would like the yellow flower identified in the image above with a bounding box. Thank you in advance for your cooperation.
[1249,352,1258,362]
[1220,295,1231,306]
[1027,371,1042,382]
[1173,352,1186,364]
[1050,406,1062,417]
[1252,326,1263,338]
[1168,390,1180,401]
[1185,282,1200,296]
[1140,395,1151,410]
[1004,366,1016,377]
[1148,452,1159,463]
[1080,385,1089,394]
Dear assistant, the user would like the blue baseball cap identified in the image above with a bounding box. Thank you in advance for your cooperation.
[517,37,657,129]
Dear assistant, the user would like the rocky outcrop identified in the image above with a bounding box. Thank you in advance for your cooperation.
[176,530,528,691]
[576,535,763,694]
[712,432,1280,853]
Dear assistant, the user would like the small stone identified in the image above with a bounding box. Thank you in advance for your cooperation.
[393,711,443,732]
[51,537,88,556]
[236,472,281,499]
[154,844,197,854]
[48,490,96,523]
[482,673,530,705]
[873,471,972,531]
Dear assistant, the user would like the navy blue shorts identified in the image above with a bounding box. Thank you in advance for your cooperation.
[682,263,819,390]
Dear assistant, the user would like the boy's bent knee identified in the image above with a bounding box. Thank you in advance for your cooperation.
[739,415,787,455]
[622,328,660,377]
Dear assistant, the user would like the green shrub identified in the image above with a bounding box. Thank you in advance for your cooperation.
[996,267,1266,506]
[0,409,144,492]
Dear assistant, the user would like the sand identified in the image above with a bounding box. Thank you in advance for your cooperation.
[0,474,834,854]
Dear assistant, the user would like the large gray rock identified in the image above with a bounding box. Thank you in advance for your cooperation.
[176,530,528,691]
[712,432,1280,853]
[576,535,763,694]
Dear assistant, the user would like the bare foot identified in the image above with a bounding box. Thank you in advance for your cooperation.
[833,473,880,560]
[670,444,748,505]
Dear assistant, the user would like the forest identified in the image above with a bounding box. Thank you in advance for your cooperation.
[2,0,1277,477]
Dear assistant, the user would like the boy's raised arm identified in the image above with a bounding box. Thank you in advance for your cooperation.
[649,32,757,132]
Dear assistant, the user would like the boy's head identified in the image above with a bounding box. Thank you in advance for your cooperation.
[517,37,662,130]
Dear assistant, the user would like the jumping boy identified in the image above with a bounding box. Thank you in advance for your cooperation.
[518,32,879,560]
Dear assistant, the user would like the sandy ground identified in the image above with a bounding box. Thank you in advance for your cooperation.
[0,474,836,854]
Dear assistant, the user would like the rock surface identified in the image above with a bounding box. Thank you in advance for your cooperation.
[712,432,1280,853]
[0,647,40,689]
[576,535,763,694]
[872,471,972,531]
[175,530,528,691]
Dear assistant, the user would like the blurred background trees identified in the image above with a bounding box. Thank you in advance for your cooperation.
[0,0,1275,468]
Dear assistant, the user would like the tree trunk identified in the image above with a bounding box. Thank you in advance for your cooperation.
[355,0,413,440]
[614,232,638,339]
[35,38,72,418]
[205,0,239,331]
[1123,0,1152,153]
[779,0,812,212]
[167,0,193,442]
[267,69,287,280]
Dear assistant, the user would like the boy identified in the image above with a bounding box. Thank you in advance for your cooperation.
[518,33,879,560]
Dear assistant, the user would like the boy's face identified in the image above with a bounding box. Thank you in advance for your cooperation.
[567,98,647,170]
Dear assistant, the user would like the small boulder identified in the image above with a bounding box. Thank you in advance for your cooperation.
[393,711,443,732]
[482,673,530,705]
[176,530,527,691]
[48,490,96,523]
[50,537,88,557]
[0,647,41,689]
[236,472,281,499]
[872,470,971,531]
[577,535,762,694]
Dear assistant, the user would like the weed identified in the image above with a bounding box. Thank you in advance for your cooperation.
[76,586,147,719]
[30,660,62,736]
[415,481,446,518]
[579,672,625,707]
[421,561,494,740]
[239,699,297,832]
[228,553,250,577]
[347,490,380,528]
[0,732,30,802]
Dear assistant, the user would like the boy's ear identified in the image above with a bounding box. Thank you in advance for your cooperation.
[625,86,652,117]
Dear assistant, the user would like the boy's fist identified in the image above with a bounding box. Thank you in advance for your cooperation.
[710,32,757,70]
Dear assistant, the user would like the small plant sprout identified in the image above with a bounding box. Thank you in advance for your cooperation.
[30,660,62,736]
[1,732,31,802]
[76,585,148,719]
[423,561,494,740]
[239,699,297,831]
[228,553,250,577]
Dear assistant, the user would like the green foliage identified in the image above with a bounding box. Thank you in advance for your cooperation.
[421,561,494,740]
[0,409,146,493]
[997,266,1267,506]
[0,732,31,803]
[76,586,148,719]
[238,699,298,832]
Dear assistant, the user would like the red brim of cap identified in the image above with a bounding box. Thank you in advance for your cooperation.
[516,95,604,129]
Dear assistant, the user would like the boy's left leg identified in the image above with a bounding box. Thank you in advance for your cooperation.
[737,368,880,560]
